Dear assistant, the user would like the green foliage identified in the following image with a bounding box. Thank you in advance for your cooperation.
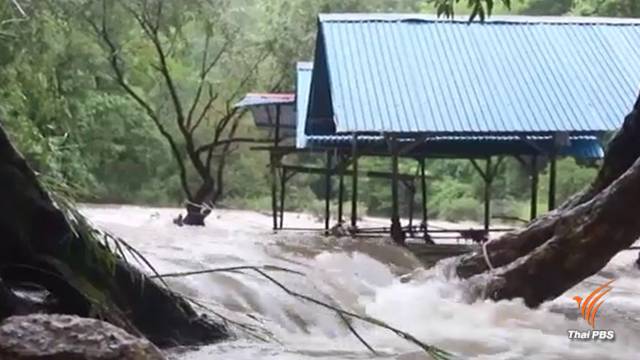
[0,0,609,225]
[423,0,638,18]
[424,0,512,20]
[541,158,598,204]
[516,0,573,15]
[573,0,640,17]
[439,197,483,222]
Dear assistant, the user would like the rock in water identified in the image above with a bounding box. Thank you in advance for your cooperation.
[0,314,166,360]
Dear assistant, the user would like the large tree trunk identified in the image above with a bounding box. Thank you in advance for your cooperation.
[454,93,640,307]
[0,123,227,346]
[456,93,640,280]
[481,157,640,307]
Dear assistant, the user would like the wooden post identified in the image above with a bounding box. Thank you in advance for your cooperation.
[484,157,492,232]
[421,159,427,227]
[390,137,404,244]
[270,152,278,231]
[270,104,282,231]
[351,134,359,228]
[324,151,333,231]
[337,154,345,223]
[407,181,415,235]
[530,155,539,220]
[273,105,281,147]
[549,153,557,210]
[420,158,433,243]
[279,167,286,229]
[391,144,400,225]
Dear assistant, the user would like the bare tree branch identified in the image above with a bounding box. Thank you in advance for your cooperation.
[186,36,232,130]
[200,70,286,200]
[10,0,27,17]
[228,49,271,102]
[89,0,283,216]
[123,1,214,183]
[124,3,187,131]
[210,111,241,200]
[87,1,193,200]
[195,137,272,154]
[190,84,219,134]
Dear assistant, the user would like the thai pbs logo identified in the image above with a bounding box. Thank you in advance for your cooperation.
[567,279,615,341]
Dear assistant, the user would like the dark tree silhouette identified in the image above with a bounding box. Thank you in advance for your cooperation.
[89,0,279,225]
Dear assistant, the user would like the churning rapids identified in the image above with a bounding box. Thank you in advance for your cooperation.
[81,205,640,360]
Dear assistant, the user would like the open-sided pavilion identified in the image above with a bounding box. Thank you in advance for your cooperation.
[238,15,640,244]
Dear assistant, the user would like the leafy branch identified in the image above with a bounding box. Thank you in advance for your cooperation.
[432,0,512,21]
[87,0,277,216]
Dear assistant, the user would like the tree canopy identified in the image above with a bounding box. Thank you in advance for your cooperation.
[1,0,635,222]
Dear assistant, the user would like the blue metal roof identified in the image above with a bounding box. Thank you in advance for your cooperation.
[296,62,313,148]
[303,134,604,159]
[306,14,640,136]
[235,93,294,107]
[234,93,296,137]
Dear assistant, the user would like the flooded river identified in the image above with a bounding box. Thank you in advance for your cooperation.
[82,205,640,360]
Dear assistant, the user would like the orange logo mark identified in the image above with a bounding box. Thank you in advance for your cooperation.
[572,279,614,329]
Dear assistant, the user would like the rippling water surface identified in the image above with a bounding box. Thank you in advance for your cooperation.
[82,205,640,360]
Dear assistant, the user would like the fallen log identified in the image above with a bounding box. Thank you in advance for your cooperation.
[456,92,640,281]
[480,156,640,307]
[0,123,227,347]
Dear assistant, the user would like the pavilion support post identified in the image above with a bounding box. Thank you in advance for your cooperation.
[407,181,415,236]
[351,134,359,229]
[337,154,345,224]
[420,158,433,244]
[470,157,502,234]
[530,155,539,220]
[270,152,280,231]
[273,105,281,147]
[549,153,557,211]
[279,167,287,229]
[484,157,493,233]
[270,104,282,231]
[324,151,333,232]
[389,137,404,245]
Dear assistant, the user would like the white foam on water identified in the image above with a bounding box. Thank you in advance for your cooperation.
[81,205,640,360]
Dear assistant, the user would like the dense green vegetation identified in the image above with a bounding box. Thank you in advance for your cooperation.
[0,0,633,224]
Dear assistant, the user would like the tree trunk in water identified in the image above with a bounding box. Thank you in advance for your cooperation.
[182,182,214,226]
[482,157,640,307]
[0,124,227,346]
[455,93,640,307]
[182,203,207,226]
[456,93,640,280]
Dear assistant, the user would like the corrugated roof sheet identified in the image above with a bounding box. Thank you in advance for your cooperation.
[296,62,313,148]
[235,93,296,133]
[306,14,640,135]
[235,93,294,108]
[304,134,604,159]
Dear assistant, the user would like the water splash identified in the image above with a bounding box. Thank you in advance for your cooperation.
[82,205,640,360]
